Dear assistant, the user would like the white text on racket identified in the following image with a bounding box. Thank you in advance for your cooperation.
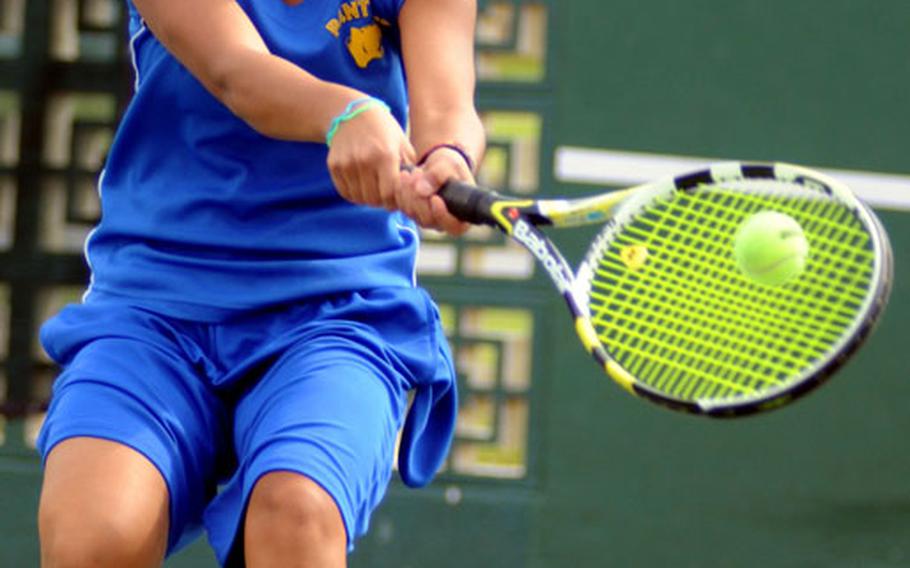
[512,220,573,293]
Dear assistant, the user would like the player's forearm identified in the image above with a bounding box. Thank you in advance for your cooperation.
[400,0,484,169]
[210,50,363,142]
[409,108,485,171]
[134,0,361,143]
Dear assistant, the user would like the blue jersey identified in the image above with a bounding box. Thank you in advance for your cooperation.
[87,0,414,320]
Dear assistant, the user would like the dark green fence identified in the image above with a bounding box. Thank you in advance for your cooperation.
[1,2,132,565]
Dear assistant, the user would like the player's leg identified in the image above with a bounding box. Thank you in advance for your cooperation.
[244,471,348,568]
[203,288,455,566]
[238,357,403,568]
[36,303,232,566]
[39,437,169,568]
[204,337,409,566]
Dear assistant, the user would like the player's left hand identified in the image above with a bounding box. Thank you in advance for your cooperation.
[398,147,472,236]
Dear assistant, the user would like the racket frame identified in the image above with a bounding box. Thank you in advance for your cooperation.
[439,162,893,416]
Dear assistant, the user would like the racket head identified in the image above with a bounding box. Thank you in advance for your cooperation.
[578,162,892,416]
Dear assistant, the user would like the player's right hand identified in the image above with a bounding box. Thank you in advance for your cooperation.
[397,149,471,237]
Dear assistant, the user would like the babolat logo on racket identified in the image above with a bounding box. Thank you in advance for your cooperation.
[513,220,572,292]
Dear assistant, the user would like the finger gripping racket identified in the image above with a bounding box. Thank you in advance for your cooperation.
[439,162,893,417]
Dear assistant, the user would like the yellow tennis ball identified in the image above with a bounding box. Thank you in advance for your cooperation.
[733,211,809,286]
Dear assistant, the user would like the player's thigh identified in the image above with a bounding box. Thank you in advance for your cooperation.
[39,437,169,566]
[38,304,233,556]
[214,342,409,560]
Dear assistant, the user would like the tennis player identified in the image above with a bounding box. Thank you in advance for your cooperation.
[36,0,484,566]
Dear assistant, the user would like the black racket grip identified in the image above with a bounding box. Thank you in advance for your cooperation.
[438,180,501,226]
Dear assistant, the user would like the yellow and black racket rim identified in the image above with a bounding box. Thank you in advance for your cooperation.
[585,165,891,415]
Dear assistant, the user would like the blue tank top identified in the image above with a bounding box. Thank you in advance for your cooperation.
[86,0,414,320]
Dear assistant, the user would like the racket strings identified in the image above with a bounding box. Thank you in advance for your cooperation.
[599,205,797,398]
[594,247,830,397]
[591,271,826,370]
[598,194,773,400]
[616,190,864,390]
[643,192,874,303]
[705,189,875,270]
[608,187,872,394]
[610,218,864,327]
[601,240,854,337]
[590,310,777,392]
[613,205,871,329]
[593,230,837,363]
[588,182,876,403]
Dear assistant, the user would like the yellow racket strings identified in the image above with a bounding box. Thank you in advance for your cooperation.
[588,185,876,403]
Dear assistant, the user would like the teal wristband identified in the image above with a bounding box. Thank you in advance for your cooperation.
[325,97,390,147]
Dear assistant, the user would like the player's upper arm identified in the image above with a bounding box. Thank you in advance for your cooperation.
[131,0,270,101]
[399,0,481,146]
[130,0,360,141]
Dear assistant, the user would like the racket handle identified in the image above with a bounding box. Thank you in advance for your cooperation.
[438,180,500,226]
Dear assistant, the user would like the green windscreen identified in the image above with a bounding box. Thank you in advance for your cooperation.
[587,183,880,403]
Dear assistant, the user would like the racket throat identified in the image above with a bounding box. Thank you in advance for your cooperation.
[512,220,574,293]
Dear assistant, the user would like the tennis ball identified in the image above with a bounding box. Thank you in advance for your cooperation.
[733,211,809,286]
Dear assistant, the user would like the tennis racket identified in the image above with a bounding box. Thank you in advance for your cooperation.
[439,162,893,417]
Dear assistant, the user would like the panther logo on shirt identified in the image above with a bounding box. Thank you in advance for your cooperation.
[324,0,388,69]
[347,23,384,68]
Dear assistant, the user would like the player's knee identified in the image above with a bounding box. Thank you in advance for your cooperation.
[250,472,345,543]
[40,501,160,568]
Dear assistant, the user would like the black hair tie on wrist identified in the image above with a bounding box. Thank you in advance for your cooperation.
[417,143,475,173]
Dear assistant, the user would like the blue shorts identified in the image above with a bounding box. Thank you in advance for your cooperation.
[36,287,456,565]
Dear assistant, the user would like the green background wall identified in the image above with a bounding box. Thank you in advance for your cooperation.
[534,2,910,566]
[2,1,908,567]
